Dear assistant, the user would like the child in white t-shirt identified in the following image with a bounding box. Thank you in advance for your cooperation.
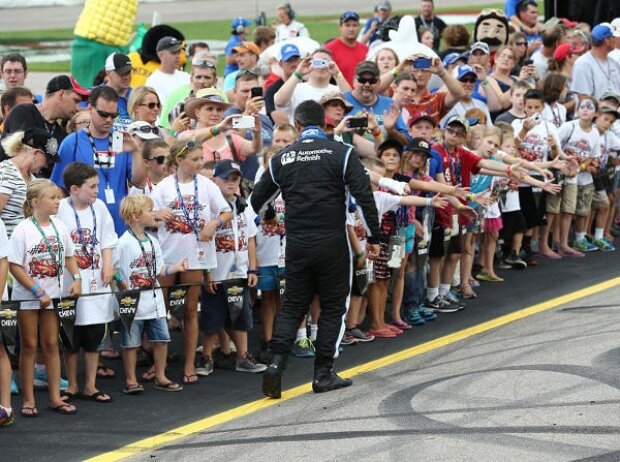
[116,194,188,394]
[0,218,13,426]
[129,140,171,197]
[56,162,118,403]
[197,160,265,375]
[9,179,81,416]
[151,139,232,385]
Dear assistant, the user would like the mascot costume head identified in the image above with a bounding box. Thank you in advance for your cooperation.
[473,9,509,59]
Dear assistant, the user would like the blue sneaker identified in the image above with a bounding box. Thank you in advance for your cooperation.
[10,375,19,395]
[404,308,426,326]
[573,238,597,252]
[33,367,69,390]
[593,238,615,252]
[291,338,315,358]
[418,305,438,321]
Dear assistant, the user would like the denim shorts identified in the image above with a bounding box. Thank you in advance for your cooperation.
[256,266,285,291]
[120,317,170,349]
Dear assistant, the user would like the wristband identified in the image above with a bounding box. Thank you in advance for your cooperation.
[164,266,170,277]
[203,269,211,275]
[391,67,398,78]
[425,197,432,207]
[72,273,82,281]
[371,128,381,138]
[293,71,303,81]
[481,80,489,87]
[216,217,223,228]
[506,165,512,176]
[35,290,46,300]
[113,272,124,283]
[210,126,219,137]
[355,251,365,260]
[30,281,41,295]
[467,193,475,201]
[247,269,260,275]
[579,162,586,171]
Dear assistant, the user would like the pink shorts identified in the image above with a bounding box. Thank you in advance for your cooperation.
[483,217,503,233]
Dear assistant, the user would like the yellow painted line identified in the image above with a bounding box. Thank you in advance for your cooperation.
[86,276,620,462]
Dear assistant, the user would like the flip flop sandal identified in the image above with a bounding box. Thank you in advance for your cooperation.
[141,368,156,382]
[386,325,404,334]
[366,328,396,338]
[122,384,145,395]
[182,374,199,385]
[100,349,121,360]
[20,405,38,418]
[49,403,77,415]
[96,365,116,379]
[81,391,113,403]
[154,381,183,392]
[60,390,79,401]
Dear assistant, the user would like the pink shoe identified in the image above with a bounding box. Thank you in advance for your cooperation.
[386,325,404,334]
[391,319,412,330]
[559,248,585,258]
[539,249,562,259]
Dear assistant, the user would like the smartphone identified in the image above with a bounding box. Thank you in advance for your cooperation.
[413,57,432,69]
[310,58,329,69]
[178,102,186,114]
[112,131,123,153]
[347,117,368,129]
[232,115,256,129]
[250,86,263,99]
[523,59,534,66]
[531,113,541,123]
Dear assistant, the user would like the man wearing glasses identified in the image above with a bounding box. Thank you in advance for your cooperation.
[51,86,146,234]
[145,37,190,108]
[0,54,41,104]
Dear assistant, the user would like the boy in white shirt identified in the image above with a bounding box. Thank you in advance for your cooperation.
[116,195,188,394]
[57,163,118,403]
[198,160,266,375]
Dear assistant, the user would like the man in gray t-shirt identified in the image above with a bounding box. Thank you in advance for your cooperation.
[572,24,620,100]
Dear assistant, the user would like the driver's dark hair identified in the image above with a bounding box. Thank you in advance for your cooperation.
[294,100,325,127]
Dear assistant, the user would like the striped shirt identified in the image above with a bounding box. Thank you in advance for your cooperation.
[0,160,33,237]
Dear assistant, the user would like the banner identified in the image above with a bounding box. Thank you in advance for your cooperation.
[0,301,19,356]
[221,279,246,323]
[115,291,140,341]
[353,266,368,296]
[167,285,189,327]
[53,298,77,350]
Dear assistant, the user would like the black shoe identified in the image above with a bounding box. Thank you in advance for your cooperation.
[256,348,273,365]
[504,251,527,269]
[213,349,236,370]
[312,371,352,393]
[430,295,464,313]
[423,296,440,310]
[262,354,286,399]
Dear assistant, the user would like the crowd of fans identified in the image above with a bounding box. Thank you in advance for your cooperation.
[0,0,619,427]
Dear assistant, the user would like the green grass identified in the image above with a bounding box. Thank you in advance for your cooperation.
[4,2,511,74]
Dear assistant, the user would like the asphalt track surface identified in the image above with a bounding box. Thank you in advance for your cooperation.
[0,0,496,32]
[1,249,619,461]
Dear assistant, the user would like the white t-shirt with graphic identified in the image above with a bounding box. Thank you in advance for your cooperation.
[211,201,258,283]
[254,167,286,268]
[598,130,620,173]
[348,191,401,248]
[152,174,231,270]
[9,217,75,310]
[558,120,601,186]
[56,198,118,325]
[276,82,339,123]
[512,118,560,186]
[542,102,567,129]
[115,231,165,320]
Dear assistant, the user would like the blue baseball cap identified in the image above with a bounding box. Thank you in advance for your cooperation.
[214,159,242,179]
[443,52,467,68]
[280,43,301,62]
[591,24,613,42]
[231,17,252,29]
[340,11,360,24]
[456,64,477,81]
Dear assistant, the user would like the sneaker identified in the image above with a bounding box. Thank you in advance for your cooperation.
[445,290,463,305]
[593,238,615,252]
[213,349,237,370]
[236,353,267,373]
[340,331,358,346]
[0,406,13,427]
[417,305,437,321]
[573,238,597,252]
[195,356,214,376]
[405,309,426,326]
[350,327,374,342]
[429,295,464,313]
[504,251,527,269]
[10,375,19,395]
[256,348,273,365]
[495,260,512,270]
[33,367,69,390]
[291,337,315,358]
[423,296,441,311]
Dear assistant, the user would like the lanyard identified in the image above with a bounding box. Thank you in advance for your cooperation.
[146,177,153,194]
[31,216,63,291]
[127,228,158,307]
[87,130,113,186]
[69,200,98,270]
[174,174,200,238]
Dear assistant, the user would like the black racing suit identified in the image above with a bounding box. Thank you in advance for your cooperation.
[251,134,380,361]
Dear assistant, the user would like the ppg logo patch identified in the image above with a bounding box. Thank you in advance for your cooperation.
[281,151,296,165]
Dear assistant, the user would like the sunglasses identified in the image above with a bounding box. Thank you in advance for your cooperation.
[133,125,160,135]
[193,60,216,68]
[580,102,596,111]
[446,127,466,138]
[147,155,167,165]
[460,77,476,84]
[177,140,199,158]
[237,69,259,78]
[357,76,378,85]
[481,8,506,17]
[138,102,161,110]
[95,109,119,119]
[514,41,527,46]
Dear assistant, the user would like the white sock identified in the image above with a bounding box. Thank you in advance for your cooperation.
[310,324,318,341]
[295,328,306,342]
[34,364,45,374]
[595,228,604,240]
[575,232,586,241]
[439,283,451,296]
[427,287,439,301]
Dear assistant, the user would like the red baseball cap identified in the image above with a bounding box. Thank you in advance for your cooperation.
[554,43,585,62]
[408,112,437,128]
[559,18,577,28]
[45,75,90,101]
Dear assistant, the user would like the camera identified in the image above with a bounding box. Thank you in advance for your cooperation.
[232,115,255,129]
[310,58,329,69]
[413,57,432,69]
